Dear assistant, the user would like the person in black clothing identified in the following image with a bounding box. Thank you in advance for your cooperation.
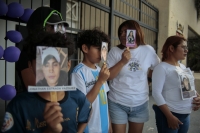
[16,6,69,91]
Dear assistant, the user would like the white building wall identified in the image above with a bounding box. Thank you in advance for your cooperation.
[147,0,170,57]
[148,0,200,94]
[169,0,200,37]
[148,0,200,58]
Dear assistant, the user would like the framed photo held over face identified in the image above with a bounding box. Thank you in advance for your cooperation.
[126,29,136,48]
[101,42,108,63]
[35,46,68,87]
[28,46,76,102]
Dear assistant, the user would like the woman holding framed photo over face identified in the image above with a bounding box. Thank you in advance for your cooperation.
[107,20,160,133]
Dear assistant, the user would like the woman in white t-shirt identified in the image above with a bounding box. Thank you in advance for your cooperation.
[152,36,200,133]
[107,20,160,133]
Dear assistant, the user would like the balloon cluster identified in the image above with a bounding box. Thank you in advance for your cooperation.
[0,0,33,100]
[0,1,34,22]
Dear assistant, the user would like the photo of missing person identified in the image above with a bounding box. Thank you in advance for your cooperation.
[180,75,196,99]
[181,76,191,92]
[36,46,68,87]
[101,42,108,63]
[126,29,136,47]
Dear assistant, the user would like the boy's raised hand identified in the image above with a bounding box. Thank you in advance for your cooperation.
[120,48,131,65]
[43,102,63,133]
[98,63,110,84]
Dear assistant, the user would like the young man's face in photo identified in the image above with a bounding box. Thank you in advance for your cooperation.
[42,57,61,86]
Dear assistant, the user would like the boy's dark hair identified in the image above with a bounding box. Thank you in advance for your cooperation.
[77,28,110,52]
[25,32,75,62]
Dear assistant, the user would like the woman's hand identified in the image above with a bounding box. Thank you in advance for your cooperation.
[192,96,200,111]
[120,49,131,65]
[166,115,183,130]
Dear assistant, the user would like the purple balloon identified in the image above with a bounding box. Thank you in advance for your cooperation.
[20,8,34,22]
[0,45,4,58]
[0,85,16,101]
[7,2,24,18]
[6,30,23,43]
[0,0,8,16]
[3,46,21,62]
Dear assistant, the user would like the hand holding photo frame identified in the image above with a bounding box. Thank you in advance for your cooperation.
[28,46,76,102]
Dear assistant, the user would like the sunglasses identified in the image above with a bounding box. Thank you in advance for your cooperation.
[53,23,67,34]
[44,10,68,34]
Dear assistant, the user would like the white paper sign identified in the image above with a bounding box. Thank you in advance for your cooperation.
[28,86,76,92]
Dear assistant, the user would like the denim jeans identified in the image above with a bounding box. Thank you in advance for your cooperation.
[108,99,149,124]
[152,104,190,133]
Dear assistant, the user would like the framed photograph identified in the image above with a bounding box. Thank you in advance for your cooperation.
[101,42,108,63]
[126,29,136,48]
[180,75,196,100]
[176,68,196,100]
[36,46,68,87]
